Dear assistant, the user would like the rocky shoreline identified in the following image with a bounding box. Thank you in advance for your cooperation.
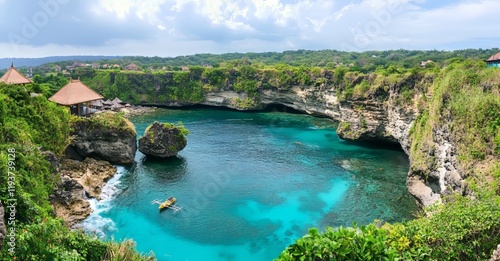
[119,105,158,117]
[50,158,117,228]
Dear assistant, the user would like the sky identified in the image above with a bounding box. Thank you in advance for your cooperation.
[0,0,498,58]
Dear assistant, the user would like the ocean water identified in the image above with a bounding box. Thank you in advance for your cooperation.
[82,108,417,261]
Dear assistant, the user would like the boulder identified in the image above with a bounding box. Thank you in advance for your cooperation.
[138,121,188,158]
[67,112,137,165]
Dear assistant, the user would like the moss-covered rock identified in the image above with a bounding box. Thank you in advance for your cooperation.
[66,111,137,165]
[138,121,188,158]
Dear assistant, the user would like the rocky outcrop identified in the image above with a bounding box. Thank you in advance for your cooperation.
[50,158,117,227]
[50,176,91,228]
[66,112,137,165]
[138,122,188,158]
[0,202,6,247]
[59,158,117,199]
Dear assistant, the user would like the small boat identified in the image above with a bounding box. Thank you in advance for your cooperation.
[159,196,176,210]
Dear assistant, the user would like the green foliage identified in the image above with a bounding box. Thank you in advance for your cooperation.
[104,239,156,261]
[31,73,69,97]
[231,97,257,109]
[276,225,398,261]
[71,111,136,136]
[277,195,500,261]
[0,84,71,154]
[159,121,189,144]
[5,218,108,261]
[409,59,499,181]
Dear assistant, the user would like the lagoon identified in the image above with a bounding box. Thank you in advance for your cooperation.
[83,108,417,261]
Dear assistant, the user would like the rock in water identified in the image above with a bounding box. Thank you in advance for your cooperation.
[138,121,188,158]
[66,112,137,165]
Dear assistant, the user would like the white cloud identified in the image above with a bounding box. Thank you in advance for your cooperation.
[1,0,499,58]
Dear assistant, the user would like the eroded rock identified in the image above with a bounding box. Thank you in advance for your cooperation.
[138,121,188,158]
[50,158,117,227]
[66,112,137,165]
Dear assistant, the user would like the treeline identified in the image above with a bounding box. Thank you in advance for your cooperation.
[119,48,498,69]
[31,48,499,75]
[59,61,441,110]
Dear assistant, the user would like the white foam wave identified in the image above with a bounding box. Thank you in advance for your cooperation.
[82,166,127,238]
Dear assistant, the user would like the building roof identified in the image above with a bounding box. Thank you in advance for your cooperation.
[91,99,104,107]
[125,63,138,70]
[0,64,32,85]
[112,97,124,104]
[486,52,500,62]
[49,78,104,105]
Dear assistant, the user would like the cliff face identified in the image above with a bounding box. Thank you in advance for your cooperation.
[150,75,461,207]
[51,158,117,227]
[66,112,137,165]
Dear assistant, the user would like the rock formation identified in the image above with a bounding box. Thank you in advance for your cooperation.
[50,176,92,228]
[66,112,137,165]
[50,158,117,227]
[59,158,117,199]
[138,121,188,158]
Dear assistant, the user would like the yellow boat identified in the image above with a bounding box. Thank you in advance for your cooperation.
[159,197,176,210]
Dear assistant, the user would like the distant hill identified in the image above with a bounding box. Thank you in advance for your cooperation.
[0,56,122,69]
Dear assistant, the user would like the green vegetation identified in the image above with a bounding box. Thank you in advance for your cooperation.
[277,194,500,261]
[31,73,69,98]
[163,121,189,144]
[71,111,137,136]
[0,85,153,260]
[35,48,498,72]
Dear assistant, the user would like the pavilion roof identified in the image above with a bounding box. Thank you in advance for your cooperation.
[0,64,32,85]
[49,78,103,105]
[112,97,125,104]
[486,52,500,62]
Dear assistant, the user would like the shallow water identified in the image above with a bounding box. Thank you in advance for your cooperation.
[83,108,417,261]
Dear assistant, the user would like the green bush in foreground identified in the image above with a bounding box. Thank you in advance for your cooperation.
[276,194,500,261]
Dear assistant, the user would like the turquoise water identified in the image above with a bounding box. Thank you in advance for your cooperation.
[83,108,417,261]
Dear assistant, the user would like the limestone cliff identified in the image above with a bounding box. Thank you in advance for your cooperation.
[146,73,461,207]
[66,112,137,165]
